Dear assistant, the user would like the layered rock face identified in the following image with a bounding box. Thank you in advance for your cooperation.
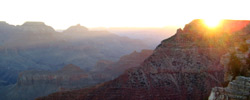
[209,76,250,100]
[37,19,250,100]
[17,64,88,87]
[0,64,93,100]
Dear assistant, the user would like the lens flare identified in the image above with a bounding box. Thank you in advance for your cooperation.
[203,19,222,28]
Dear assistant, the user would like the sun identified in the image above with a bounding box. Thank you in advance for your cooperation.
[203,19,222,28]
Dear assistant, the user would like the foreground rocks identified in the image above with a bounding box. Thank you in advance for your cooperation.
[209,37,250,100]
[209,76,250,100]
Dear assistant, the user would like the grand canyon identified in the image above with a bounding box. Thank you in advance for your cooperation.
[35,19,250,100]
[1,0,250,100]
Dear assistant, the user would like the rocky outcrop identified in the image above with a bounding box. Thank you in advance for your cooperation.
[37,19,250,100]
[220,35,250,82]
[208,36,250,100]
[209,76,250,100]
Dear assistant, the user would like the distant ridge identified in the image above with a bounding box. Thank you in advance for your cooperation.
[63,24,88,33]
[22,22,46,26]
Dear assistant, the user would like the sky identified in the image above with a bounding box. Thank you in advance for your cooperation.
[0,0,250,29]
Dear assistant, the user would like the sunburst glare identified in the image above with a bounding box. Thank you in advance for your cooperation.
[203,19,222,28]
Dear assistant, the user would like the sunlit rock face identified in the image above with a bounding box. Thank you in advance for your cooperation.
[37,19,250,100]
[183,19,250,33]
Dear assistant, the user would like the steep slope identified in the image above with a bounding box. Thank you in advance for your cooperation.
[91,49,153,80]
[37,19,250,100]
[107,49,153,76]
